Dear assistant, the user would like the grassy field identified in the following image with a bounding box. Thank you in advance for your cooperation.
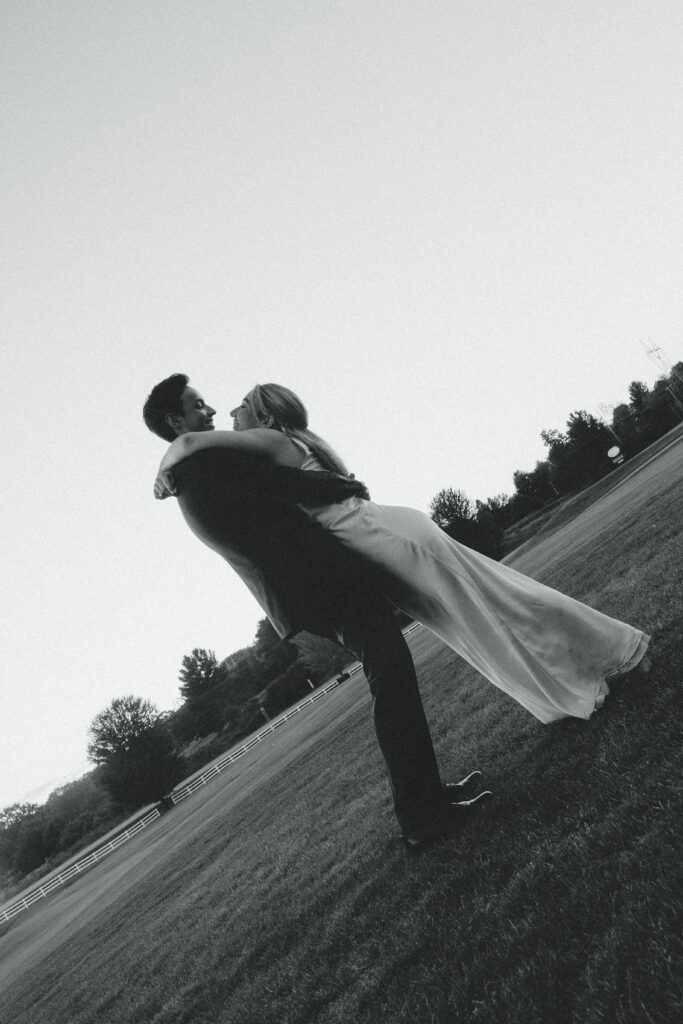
[0,438,681,1024]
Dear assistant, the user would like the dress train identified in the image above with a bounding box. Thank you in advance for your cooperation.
[295,449,649,723]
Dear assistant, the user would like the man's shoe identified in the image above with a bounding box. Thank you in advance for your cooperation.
[402,790,492,854]
[443,770,483,803]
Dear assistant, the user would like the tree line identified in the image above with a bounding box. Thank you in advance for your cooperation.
[0,622,359,898]
[429,364,683,558]
[2,363,680,897]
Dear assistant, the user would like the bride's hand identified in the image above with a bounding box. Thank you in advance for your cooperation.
[154,438,186,499]
[154,468,177,500]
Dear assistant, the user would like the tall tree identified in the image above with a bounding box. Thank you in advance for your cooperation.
[565,411,613,484]
[540,411,612,494]
[178,648,219,703]
[0,803,47,876]
[88,696,184,810]
[0,803,38,829]
[480,493,514,531]
[649,377,682,432]
[628,380,649,413]
[429,488,472,530]
[429,487,501,557]
[218,649,260,702]
[610,404,639,454]
[88,696,160,763]
[474,501,503,560]
[669,362,683,400]
[0,803,37,876]
[176,650,227,736]
[253,618,281,656]
[512,462,556,506]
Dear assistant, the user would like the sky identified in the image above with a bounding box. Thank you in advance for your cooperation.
[2,1,682,810]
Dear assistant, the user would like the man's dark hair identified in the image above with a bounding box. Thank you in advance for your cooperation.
[143,374,190,441]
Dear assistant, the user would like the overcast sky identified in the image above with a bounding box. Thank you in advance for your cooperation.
[2,1,681,810]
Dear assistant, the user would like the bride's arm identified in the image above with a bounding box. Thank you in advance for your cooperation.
[154,428,284,499]
[153,426,372,503]
[158,428,279,475]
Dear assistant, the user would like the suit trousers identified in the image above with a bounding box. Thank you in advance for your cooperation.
[307,596,444,833]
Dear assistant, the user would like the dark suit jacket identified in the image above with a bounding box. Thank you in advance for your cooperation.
[173,449,376,638]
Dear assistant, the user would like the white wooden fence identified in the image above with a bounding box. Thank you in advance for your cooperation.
[170,662,367,804]
[0,669,364,925]
[1,623,422,926]
[0,807,161,924]
[170,621,423,805]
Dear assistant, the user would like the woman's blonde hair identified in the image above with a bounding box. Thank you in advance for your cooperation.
[246,383,350,475]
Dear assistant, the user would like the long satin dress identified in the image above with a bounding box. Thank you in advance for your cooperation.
[295,446,650,724]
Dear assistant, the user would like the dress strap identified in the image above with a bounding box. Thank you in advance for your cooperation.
[287,435,311,457]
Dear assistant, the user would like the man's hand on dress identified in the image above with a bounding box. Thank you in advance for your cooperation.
[152,464,368,504]
[298,470,370,507]
[338,474,370,501]
[154,468,177,500]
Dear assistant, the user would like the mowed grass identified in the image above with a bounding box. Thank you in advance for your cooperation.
[1,443,681,1024]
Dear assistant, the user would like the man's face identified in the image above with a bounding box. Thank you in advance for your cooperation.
[167,386,216,436]
[230,395,260,432]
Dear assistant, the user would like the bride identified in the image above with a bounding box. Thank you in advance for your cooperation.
[154,383,651,724]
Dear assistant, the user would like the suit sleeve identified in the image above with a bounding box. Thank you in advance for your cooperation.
[260,463,357,506]
[173,449,355,510]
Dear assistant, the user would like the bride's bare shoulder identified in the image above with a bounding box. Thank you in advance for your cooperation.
[255,429,306,467]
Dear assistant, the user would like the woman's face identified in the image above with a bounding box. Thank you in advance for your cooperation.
[230,394,260,431]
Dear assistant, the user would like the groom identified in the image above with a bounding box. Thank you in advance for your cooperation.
[143,374,490,851]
